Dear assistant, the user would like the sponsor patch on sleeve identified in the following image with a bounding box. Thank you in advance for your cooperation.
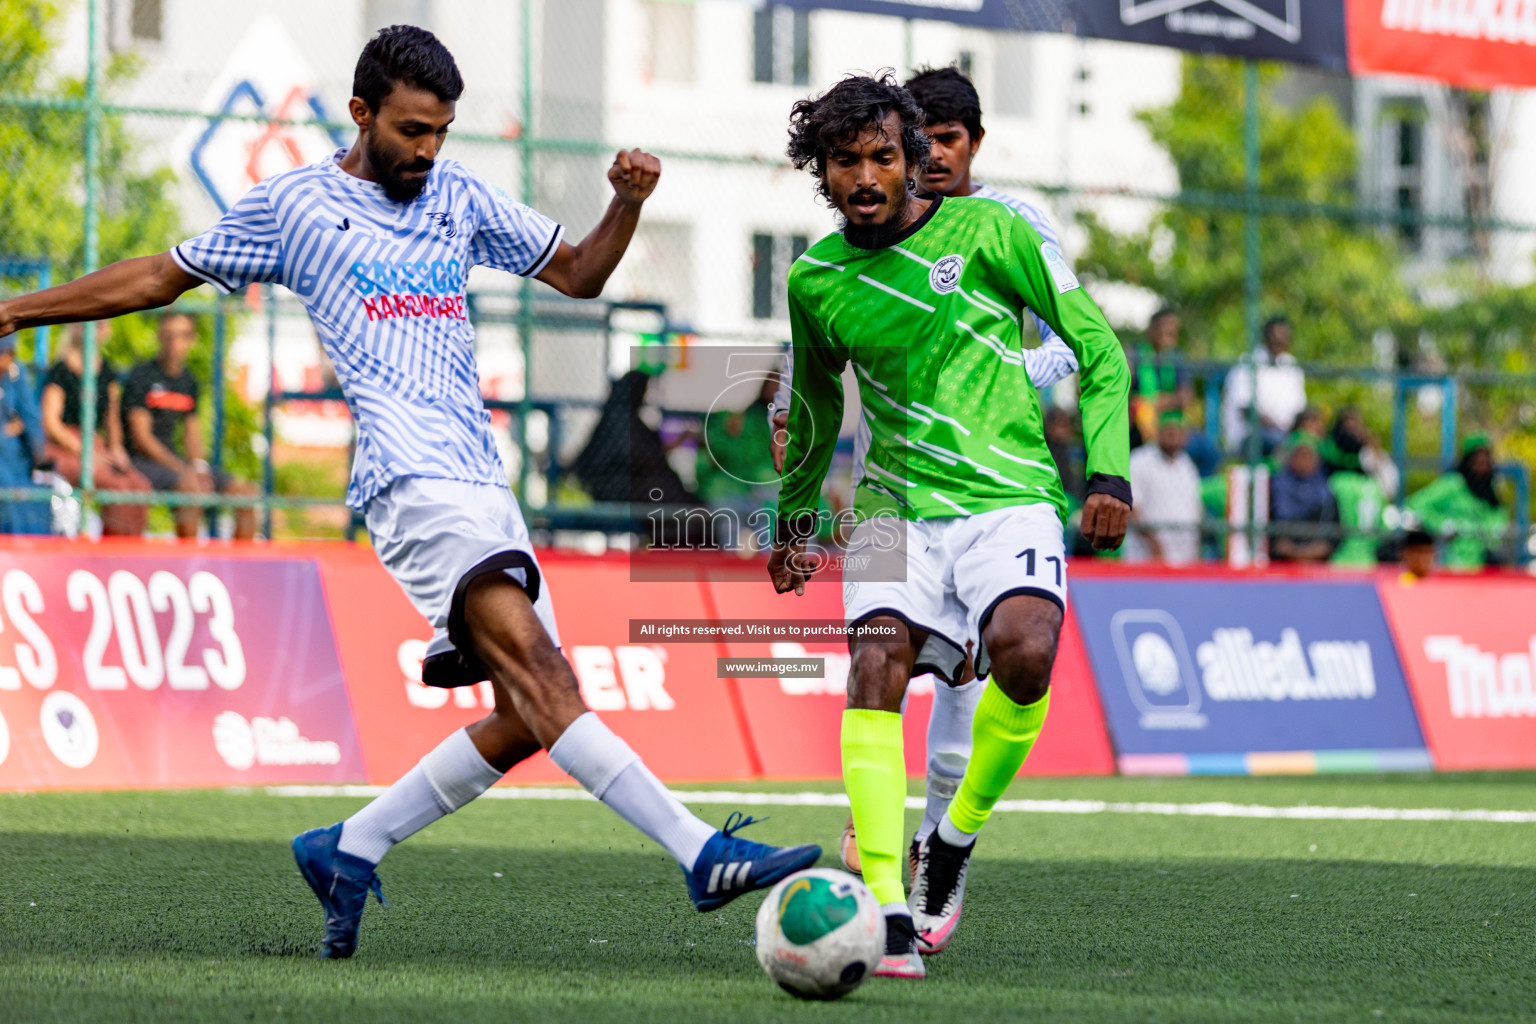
[1041,242,1080,295]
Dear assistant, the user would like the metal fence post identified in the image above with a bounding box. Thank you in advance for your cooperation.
[34,264,51,376]
[78,0,102,508]
[516,0,535,504]
[1242,59,1262,561]
[1439,375,1458,469]
[263,285,277,539]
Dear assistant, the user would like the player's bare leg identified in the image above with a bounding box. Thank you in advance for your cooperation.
[844,616,928,978]
[293,619,547,958]
[461,578,820,908]
[910,595,1060,954]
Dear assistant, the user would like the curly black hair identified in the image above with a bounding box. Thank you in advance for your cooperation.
[786,72,931,203]
[904,65,984,140]
[354,25,464,112]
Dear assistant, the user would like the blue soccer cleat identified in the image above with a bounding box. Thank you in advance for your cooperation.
[292,823,386,959]
[685,812,822,912]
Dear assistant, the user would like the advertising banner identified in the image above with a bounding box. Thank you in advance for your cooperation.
[1377,575,1536,771]
[1077,0,1350,69]
[0,545,364,790]
[703,571,1115,778]
[323,550,759,786]
[1346,0,1536,90]
[771,0,1071,32]
[1071,578,1428,773]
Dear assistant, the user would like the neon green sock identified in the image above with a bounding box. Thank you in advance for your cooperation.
[841,708,907,906]
[945,682,1050,836]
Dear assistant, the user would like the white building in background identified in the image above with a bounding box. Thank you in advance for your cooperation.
[55,1,1536,471]
[1356,78,1536,288]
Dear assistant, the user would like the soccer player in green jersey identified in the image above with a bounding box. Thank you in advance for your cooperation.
[767,74,1132,977]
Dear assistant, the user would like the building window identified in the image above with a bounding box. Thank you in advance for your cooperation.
[130,0,161,40]
[641,0,696,85]
[1383,101,1424,251]
[753,5,810,86]
[109,0,162,50]
[752,233,808,320]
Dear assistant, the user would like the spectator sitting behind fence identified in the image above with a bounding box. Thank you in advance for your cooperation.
[1405,434,1510,570]
[1269,433,1338,562]
[1124,409,1201,565]
[570,369,714,547]
[0,335,51,534]
[122,312,258,540]
[1044,406,1085,506]
[695,374,779,515]
[1124,409,1201,564]
[41,321,150,536]
[1127,308,1218,476]
[1222,315,1307,459]
[1321,406,1399,498]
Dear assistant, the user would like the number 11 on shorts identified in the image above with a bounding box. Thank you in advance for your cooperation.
[1015,548,1062,587]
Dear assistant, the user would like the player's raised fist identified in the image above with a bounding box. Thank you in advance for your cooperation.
[609,148,661,205]
[1080,492,1130,551]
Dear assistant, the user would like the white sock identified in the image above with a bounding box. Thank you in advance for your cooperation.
[936,814,978,849]
[338,728,503,864]
[915,677,982,843]
[882,902,911,919]
[548,711,715,868]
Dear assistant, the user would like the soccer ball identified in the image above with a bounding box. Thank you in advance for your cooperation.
[754,868,885,1000]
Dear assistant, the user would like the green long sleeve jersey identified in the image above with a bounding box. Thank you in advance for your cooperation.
[778,194,1131,538]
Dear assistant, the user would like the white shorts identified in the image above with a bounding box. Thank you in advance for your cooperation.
[841,503,1067,682]
[366,476,560,687]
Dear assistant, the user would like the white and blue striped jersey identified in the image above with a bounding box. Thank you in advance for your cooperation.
[172,149,563,509]
[770,185,1079,486]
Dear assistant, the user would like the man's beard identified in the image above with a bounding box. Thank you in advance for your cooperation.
[368,137,433,203]
[840,186,911,249]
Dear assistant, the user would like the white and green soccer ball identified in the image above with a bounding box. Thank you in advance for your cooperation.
[754,868,885,1000]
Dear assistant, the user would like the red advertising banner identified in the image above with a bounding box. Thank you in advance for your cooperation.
[1347,0,1536,89]
[0,541,365,790]
[701,571,1115,779]
[322,549,758,786]
[1377,574,1536,770]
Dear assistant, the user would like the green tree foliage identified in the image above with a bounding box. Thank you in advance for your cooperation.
[0,0,261,485]
[0,1,182,287]
[1075,56,1415,364]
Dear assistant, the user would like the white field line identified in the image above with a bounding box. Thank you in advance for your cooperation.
[259,786,1536,823]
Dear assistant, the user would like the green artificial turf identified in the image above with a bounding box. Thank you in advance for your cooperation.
[2,774,1533,1023]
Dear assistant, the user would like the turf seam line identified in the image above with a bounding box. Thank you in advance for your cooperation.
[257,786,1536,823]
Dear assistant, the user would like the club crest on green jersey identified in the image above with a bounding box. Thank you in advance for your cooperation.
[1041,242,1080,294]
[929,254,964,294]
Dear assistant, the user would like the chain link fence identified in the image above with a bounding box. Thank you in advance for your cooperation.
[1,0,1532,566]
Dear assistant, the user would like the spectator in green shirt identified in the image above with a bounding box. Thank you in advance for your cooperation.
[1406,435,1511,570]
[696,375,779,513]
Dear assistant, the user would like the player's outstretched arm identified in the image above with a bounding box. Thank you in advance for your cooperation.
[0,253,202,339]
[534,148,661,299]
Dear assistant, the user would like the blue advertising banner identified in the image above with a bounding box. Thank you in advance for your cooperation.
[1070,579,1429,774]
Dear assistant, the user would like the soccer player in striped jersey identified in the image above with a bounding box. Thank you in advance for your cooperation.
[768,74,1131,977]
[0,26,817,958]
[766,65,1081,885]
